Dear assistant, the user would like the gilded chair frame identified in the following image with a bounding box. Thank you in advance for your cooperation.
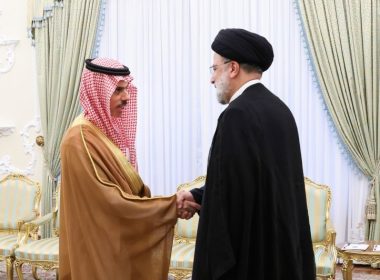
[0,173,41,280]
[304,177,337,280]
[0,222,29,280]
[169,175,205,280]
[14,186,60,280]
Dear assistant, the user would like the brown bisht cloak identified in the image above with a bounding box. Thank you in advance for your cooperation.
[59,117,177,280]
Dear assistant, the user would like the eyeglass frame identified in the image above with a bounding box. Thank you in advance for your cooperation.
[209,59,232,74]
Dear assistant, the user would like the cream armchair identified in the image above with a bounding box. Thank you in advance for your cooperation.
[14,185,60,280]
[304,177,337,280]
[169,175,205,280]
[169,176,336,279]
[0,173,41,280]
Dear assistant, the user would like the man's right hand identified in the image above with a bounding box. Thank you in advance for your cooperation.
[176,190,201,220]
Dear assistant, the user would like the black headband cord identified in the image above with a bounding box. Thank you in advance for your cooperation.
[85,59,130,76]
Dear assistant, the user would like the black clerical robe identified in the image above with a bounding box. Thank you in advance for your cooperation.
[190,83,315,280]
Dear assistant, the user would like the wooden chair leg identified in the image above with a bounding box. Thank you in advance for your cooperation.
[56,268,59,280]
[14,259,24,280]
[32,265,40,280]
[5,256,14,280]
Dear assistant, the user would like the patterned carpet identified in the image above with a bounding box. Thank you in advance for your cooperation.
[0,262,56,280]
[335,265,380,280]
[0,263,181,279]
[335,272,380,280]
[1,261,379,280]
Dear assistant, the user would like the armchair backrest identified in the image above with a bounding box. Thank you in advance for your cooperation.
[0,174,41,232]
[175,176,205,242]
[304,177,331,243]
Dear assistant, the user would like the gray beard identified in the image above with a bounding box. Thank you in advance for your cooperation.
[217,91,227,105]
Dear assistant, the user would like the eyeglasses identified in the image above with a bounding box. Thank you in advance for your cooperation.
[209,60,231,74]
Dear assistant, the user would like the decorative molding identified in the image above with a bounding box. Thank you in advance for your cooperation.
[0,117,41,176]
[0,123,15,136]
[0,35,19,73]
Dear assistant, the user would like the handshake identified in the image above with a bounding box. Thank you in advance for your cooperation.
[176,190,201,220]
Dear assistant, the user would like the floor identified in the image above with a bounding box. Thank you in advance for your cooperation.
[335,264,380,280]
[0,263,56,280]
[1,263,380,279]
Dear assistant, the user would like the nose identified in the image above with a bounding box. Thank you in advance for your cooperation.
[210,75,215,84]
[121,89,130,100]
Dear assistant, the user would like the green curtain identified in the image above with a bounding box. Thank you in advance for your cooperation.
[297,0,380,240]
[29,0,101,236]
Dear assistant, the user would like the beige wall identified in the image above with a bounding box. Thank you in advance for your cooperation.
[0,1,43,183]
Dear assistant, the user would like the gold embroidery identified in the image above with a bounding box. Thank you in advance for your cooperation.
[75,115,144,195]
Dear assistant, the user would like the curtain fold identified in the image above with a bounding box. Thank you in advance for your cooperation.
[297,0,380,240]
[28,0,101,236]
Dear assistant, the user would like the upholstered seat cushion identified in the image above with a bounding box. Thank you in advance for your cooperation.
[170,242,195,269]
[15,237,59,262]
[0,234,18,256]
[175,216,199,240]
[314,246,335,276]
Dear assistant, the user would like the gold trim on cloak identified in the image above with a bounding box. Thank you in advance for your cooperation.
[72,114,144,196]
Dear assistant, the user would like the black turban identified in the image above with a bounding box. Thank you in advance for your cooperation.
[211,28,274,71]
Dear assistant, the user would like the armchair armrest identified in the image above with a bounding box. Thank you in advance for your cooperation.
[18,212,56,245]
[325,219,336,246]
[27,212,55,227]
[25,212,56,233]
[314,219,337,276]
[16,213,40,231]
[315,221,338,278]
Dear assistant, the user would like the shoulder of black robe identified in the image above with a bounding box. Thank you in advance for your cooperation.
[192,83,315,280]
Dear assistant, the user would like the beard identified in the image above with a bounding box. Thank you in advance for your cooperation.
[215,71,230,105]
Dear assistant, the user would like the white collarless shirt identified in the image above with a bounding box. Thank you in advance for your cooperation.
[229,79,261,104]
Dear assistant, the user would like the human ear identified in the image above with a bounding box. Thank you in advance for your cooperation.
[230,61,240,78]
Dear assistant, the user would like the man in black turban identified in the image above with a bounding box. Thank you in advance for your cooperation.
[178,28,316,279]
